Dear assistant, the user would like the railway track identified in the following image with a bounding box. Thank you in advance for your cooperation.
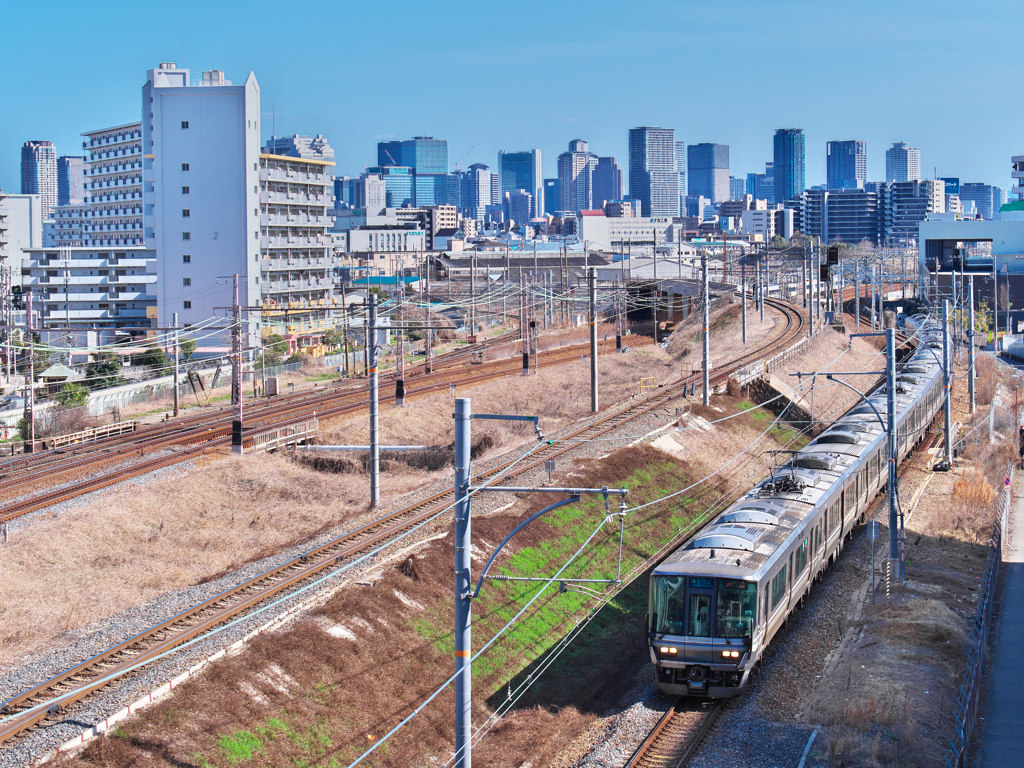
[0,299,804,747]
[624,700,725,768]
[0,334,645,522]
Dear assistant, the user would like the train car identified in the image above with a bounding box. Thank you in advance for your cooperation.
[647,316,946,697]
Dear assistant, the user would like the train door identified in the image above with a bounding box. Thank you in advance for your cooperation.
[681,577,714,663]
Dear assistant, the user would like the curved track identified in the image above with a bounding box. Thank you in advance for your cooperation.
[0,299,804,747]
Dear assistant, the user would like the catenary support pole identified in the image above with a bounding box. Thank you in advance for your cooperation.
[855,262,860,329]
[702,250,710,406]
[396,287,405,407]
[759,256,765,323]
[741,262,747,345]
[231,275,243,455]
[369,293,380,506]
[452,397,472,768]
[969,275,976,413]
[943,299,953,465]
[871,264,877,331]
[589,267,598,413]
[172,312,180,417]
[25,289,34,450]
[887,327,898,563]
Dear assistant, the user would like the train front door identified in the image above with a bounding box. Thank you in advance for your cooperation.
[682,577,715,663]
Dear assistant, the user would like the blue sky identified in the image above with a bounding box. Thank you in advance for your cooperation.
[2,0,1021,194]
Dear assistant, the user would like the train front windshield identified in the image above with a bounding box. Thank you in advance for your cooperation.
[650,576,756,638]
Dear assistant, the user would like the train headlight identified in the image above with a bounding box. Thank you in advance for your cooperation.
[721,650,740,658]
[658,646,677,655]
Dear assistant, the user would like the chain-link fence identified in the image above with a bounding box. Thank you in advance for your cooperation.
[942,460,1014,768]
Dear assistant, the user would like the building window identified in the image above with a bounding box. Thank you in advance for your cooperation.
[184,300,192,309]
[182,163,189,171]
[183,277,191,286]
[182,186,189,194]
[181,121,189,129]
[182,209,190,217]
[183,254,191,263]
[182,232,190,240]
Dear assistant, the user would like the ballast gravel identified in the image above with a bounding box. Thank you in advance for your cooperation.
[0,387,691,767]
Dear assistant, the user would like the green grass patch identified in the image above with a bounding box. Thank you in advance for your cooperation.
[217,730,263,763]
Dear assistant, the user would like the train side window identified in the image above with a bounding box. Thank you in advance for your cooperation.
[795,538,808,575]
[771,566,787,609]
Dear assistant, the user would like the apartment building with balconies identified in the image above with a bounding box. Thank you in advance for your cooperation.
[81,122,144,248]
[22,247,157,342]
[258,152,338,338]
[0,193,8,261]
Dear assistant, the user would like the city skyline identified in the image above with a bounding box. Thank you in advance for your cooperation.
[1,1,1022,196]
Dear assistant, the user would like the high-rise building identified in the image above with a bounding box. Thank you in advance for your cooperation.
[592,156,623,209]
[81,122,144,247]
[958,183,1000,219]
[508,189,532,227]
[729,177,746,201]
[21,140,58,217]
[366,166,414,208]
[628,127,678,218]
[687,143,729,204]
[557,139,598,212]
[378,137,448,206]
[57,156,84,206]
[826,141,867,190]
[497,150,543,218]
[801,188,884,245]
[886,180,943,243]
[459,163,492,221]
[675,141,686,214]
[143,63,262,339]
[543,178,559,216]
[885,142,921,183]
[0,194,7,262]
[772,129,805,204]
[745,167,774,202]
[264,134,335,162]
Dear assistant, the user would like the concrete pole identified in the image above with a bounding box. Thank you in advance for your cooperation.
[425,249,433,373]
[802,253,807,308]
[759,257,765,323]
[369,293,380,506]
[855,262,861,329]
[172,311,180,417]
[521,274,529,376]
[231,275,243,456]
[741,262,747,345]
[396,288,405,407]
[969,275,976,414]
[470,252,476,337]
[871,264,877,331]
[589,268,598,413]
[886,327,898,561]
[452,397,473,768]
[702,250,710,406]
[25,289,35,450]
[943,299,953,465]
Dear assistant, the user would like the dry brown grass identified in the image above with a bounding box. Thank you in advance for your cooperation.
[666,295,782,369]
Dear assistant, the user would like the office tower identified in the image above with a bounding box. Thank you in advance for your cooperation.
[687,143,729,203]
[21,140,58,217]
[557,139,598,211]
[366,166,414,208]
[543,178,559,216]
[264,134,335,161]
[143,63,262,337]
[508,190,532,226]
[593,156,623,209]
[460,163,491,221]
[772,129,805,204]
[959,183,1000,220]
[628,127,677,218]
[675,140,686,213]
[628,127,677,217]
[826,141,867,190]
[886,180,944,243]
[745,172,774,202]
[801,189,884,245]
[885,142,921,183]
[378,137,448,206]
[729,177,746,200]
[490,174,500,206]
[497,150,543,217]
[57,156,84,206]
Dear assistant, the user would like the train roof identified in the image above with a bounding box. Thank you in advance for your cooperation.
[653,316,946,584]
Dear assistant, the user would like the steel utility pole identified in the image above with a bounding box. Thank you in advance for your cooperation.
[424,251,433,374]
[702,250,710,406]
[759,256,765,323]
[969,276,976,413]
[741,262,747,345]
[369,293,380,506]
[231,275,243,455]
[452,397,472,768]
[589,268,598,413]
[396,287,406,407]
[469,252,476,337]
[802,252,807,308]
[172,312,180,417]
[25,289,35,450]
[943,299,953,466]
[521,273,529,376]
[855,262,861,329]
[871,264,878,331]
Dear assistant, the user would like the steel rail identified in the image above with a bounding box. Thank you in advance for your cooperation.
[0,301,802,746]
[624,700,725,768]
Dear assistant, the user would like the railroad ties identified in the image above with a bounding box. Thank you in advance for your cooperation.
[0,301,804,748]
[625,699,725,768]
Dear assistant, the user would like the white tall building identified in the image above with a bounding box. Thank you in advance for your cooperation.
[0,193,8,261]
[557,140,597,212]
[0,194,44,274]
[81,122,144,248]
[143,63,261,341]
[885,142,921,183]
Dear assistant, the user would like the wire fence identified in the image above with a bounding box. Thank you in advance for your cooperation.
[942,460,1014,768]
